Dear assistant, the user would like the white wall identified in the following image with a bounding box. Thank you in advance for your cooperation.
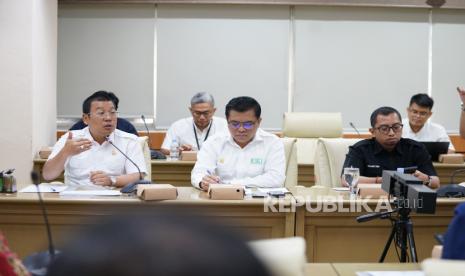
[0,0,57,185]
[56,4,464,132]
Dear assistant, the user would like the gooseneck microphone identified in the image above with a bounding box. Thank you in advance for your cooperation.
[106,136,143,181]
[141,115,152,148]
[141,115,166,160]
[105,136,151,193]
[349,122,361,137]
[23,171,59,275]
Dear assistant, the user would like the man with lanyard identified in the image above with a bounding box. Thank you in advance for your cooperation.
[161,92,228,155]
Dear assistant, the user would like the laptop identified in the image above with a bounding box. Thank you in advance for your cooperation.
[420,141,449,162]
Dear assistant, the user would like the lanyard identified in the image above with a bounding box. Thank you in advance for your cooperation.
[193,121,213,150]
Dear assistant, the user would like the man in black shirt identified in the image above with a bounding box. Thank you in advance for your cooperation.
[342,106,439,188]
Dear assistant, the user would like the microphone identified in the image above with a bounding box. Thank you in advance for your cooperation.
[349,122,361,137]
[141,115,152,149]
[141,115,166,160]
[356,209,397,223]
[23,171,59,275]
[105,136,151,193]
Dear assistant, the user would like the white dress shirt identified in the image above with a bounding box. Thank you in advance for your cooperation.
[402,118,454,150]
[49,127,147,186]
[161,117,228,151]
[191,128,286,188]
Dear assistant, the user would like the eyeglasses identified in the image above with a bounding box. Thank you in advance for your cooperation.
[408,108,430,117]
[375,123,403,135]
[89,111,118,119]
[228,121,256,130]
[192,110,213,117]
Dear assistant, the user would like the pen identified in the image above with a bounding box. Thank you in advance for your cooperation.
[206,170,220,184]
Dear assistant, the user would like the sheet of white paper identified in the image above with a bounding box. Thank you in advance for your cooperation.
[333,187,350,192]
[19,184,68,193]
[257,188,289,193]
[356,271,424,276]
[60,190,121,196]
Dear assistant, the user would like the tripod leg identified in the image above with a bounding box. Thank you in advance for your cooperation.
[406,221,418,262]
[379,223,396,263]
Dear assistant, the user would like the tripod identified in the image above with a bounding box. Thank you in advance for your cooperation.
[379,205,418,263]
[356,199,418,263]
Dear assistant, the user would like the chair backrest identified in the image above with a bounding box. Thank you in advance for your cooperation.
[282,112,343,165]
[248,237,306,276]
[282,138,298,188]
[314,138,362,187]
[138,136,152,181]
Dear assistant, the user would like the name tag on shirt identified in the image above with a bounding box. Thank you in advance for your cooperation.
[250,158,263,165]
[367,164,380,168]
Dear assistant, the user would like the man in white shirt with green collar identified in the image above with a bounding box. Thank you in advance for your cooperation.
[191,96,285,191]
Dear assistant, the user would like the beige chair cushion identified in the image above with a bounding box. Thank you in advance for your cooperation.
[282,112,343,138]
[138,136,152,181]
[422,258,465,276]
[248,237,306,276]
[314,138,362,187]
[295,139,318,165]
[282,138,298,188]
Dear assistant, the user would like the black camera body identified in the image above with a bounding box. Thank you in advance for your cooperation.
[381,170,437,214]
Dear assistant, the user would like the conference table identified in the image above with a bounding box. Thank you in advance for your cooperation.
[0,187,295,258]
[292,185,465,263]
[304,263,421,276]
[33,158,464,187]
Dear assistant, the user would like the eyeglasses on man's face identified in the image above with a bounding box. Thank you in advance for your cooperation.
[89,110,119,119]
[375,123,403,135]
[228,121,256,130]
[191,110,213,117]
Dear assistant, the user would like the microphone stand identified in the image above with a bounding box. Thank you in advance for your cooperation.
[141,115,166,160]
[23,172,59,276]
[106,137,151,193]
[349,122,361,137]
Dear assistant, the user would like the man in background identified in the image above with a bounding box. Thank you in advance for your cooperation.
[191,96,285,191]
[402,93,454,153]
[342,106,439,188]
[161,92,228,155]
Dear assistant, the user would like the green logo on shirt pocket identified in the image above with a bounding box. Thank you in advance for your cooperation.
[250,158,263,165]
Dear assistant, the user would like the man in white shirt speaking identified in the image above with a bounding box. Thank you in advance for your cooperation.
[191,96,286,191]
[43,91,147,187]
[402,93,454,153]
[161,92,228,155]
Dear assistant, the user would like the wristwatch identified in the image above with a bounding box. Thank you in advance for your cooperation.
[424,175,432,187]
[461,103,465,112]
[110,176,117,187]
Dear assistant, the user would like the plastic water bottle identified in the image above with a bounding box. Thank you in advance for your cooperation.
[169,139,179,161]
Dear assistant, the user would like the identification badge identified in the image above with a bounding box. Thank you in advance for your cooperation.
[367,164,380,168]
[250,158,263,165]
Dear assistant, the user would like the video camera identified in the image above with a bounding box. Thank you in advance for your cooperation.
[381,170,437,214]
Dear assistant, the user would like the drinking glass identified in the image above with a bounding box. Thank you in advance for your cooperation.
[343,167,360,196]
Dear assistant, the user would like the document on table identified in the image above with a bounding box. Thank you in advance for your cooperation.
[19,183,67,193]
[333,187,350,192]
[357,271,424,276]
[60,188,121,196]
